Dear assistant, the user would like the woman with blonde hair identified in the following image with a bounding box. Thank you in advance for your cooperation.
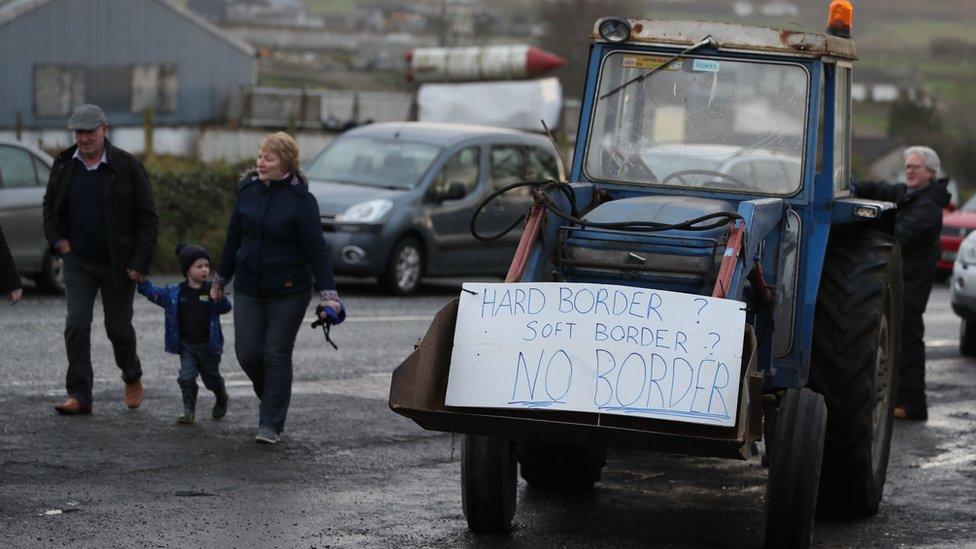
[212,132,344,443]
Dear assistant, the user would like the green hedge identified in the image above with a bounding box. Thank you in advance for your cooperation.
[145,156,252,274]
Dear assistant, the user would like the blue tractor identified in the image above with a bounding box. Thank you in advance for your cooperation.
[390,2,899,546]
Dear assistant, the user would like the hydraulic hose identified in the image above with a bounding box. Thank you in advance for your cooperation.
[469,179,744,242]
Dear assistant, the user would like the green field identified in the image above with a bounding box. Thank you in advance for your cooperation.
[306,0,359,17]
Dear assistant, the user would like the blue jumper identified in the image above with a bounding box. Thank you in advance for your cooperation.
[138,280,232,355]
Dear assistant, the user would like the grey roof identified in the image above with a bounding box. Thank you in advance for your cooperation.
[0,0,254,56]
[595,18,857,60]
[346,122,545,146]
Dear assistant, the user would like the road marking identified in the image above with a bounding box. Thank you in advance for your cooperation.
[218,315,434,325]
[184,374,396,400]
[0,314,436,327]
[18,372,395,401]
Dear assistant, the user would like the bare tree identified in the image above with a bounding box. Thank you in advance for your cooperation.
[537,0,637,97]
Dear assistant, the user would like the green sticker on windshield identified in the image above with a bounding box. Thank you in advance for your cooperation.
[621,55,682,71]
[692,59,720,72]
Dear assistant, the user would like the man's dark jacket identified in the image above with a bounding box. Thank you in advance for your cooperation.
[217,170,336,297]
[854,178,951,309]
[0,224,22,294]
[42,140,159,284]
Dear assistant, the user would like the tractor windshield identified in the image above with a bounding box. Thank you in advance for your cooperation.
[585,52,808,195]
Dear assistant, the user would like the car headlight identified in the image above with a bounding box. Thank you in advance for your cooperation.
[336,199,393,223]
[597,17,631,43]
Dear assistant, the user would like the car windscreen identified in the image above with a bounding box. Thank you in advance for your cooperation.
[585,53,808,195]
[961,193,976,213]
[305,136,442,190]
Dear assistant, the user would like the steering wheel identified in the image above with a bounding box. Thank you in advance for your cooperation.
[608,145,657,181]
[662,169,749,188]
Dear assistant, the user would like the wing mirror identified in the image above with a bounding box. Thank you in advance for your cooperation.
[431,182,468,202]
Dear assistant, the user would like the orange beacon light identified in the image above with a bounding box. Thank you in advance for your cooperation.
[827,0,854,37]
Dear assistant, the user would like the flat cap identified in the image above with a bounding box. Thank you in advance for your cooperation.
[67,104,107,131]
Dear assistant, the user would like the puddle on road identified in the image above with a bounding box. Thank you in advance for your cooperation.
[918,441,974,470]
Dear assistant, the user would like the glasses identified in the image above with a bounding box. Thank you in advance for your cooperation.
[905,164,924,170]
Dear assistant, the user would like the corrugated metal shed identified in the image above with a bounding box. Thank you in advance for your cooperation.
[0,0,256,128]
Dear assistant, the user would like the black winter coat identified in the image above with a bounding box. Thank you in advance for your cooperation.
[854,178,951,310]
[217,170,336,298]
[41,140,159,284]
[0,224,22,294]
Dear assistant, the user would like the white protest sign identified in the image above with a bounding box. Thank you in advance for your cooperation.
[445,282,746,427]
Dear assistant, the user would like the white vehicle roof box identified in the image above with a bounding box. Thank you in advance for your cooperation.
[593,18,857,60]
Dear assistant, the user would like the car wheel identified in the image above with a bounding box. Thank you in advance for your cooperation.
[960,318,976,356]
[35,250,65,294]
[381,237,423,295]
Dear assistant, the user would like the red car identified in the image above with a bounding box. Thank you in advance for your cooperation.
[939,186,970,281]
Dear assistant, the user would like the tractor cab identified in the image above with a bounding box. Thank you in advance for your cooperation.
[559,11,877,389]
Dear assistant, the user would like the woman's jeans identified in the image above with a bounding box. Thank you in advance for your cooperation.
[233,290,309,433]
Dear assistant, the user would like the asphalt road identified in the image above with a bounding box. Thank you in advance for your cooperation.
[1,278,974,548]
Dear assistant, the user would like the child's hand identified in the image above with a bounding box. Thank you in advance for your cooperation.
[210,285,225,301]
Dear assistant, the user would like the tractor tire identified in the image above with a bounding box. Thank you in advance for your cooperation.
[809,227,901,517]
[960,317,976,356]
[763,388,827,549]
[461,435,517,533]
[517,442,607,491]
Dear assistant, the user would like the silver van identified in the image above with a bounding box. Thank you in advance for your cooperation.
[0,139,63,292]
[305,122,563,294]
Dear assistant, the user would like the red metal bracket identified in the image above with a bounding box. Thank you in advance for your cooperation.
[748,260,774,305]
[712,222,745,298]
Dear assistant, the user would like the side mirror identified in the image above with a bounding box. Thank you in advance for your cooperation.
[427,181,468,202]
[428,181,468,202]
[444,182,468,200]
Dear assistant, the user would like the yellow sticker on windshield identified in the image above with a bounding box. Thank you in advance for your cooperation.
[621,55,682,70]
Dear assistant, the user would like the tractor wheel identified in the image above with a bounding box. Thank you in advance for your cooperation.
[461,435,517,533]
[517,442,607,491]
[960,317,976,356]
[763,388,827,549]
[809,227,901,517]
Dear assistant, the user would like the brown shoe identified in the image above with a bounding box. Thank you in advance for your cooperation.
[55,397,92,415]
[124,379,143,409]
[893,405,927,420]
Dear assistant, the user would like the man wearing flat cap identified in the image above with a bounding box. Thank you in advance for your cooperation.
[42,104,159,415]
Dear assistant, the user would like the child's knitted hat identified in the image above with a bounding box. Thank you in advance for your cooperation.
[176,243,211,277]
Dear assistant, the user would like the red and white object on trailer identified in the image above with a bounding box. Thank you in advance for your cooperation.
[406,44,566,83]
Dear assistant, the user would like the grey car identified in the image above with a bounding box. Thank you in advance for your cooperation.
[305,122,563,294]
[0,139,63,293]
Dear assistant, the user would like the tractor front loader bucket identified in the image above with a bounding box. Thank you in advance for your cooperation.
[389,299,764,460]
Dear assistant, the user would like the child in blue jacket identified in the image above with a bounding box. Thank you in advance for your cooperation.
[138,244,231,424]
